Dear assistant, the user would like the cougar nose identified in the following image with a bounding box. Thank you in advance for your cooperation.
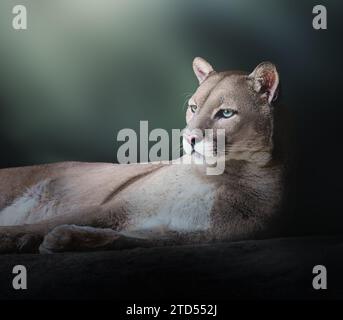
[185,134,200,148]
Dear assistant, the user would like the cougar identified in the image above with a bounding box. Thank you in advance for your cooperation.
[0,57,288,254]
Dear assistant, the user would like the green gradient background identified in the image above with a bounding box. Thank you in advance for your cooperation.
[0,0,339,166]
[1,0,197,164]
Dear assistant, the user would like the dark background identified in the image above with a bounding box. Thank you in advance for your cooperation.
[0,0,342,235]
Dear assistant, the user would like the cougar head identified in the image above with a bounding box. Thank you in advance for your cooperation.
[183,57,280,166]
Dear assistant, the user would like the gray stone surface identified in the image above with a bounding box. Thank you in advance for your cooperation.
[0,236,342,300]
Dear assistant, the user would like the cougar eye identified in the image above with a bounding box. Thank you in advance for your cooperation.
[189,105,198,113]
[217,108,236,119]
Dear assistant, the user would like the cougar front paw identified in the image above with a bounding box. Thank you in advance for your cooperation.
[39,224,119,254]
[39,225,76,254]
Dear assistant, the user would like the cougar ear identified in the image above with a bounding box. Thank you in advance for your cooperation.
[249,62,279,103]
[193,57,215,84]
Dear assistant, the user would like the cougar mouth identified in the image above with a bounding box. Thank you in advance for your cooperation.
[183,134,223,164]
[190,150,208,165]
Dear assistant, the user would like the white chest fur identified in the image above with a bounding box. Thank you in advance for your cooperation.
[122,165,216,232]
[0,180,56,226]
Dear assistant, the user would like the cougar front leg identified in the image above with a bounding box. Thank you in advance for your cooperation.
[0,206,118,254]
[39,225,120,253]
[39,225,173,254]
[1,224,165,254]
[39,225,206,254]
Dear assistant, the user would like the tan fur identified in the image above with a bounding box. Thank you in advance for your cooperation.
[0,58,287,253]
